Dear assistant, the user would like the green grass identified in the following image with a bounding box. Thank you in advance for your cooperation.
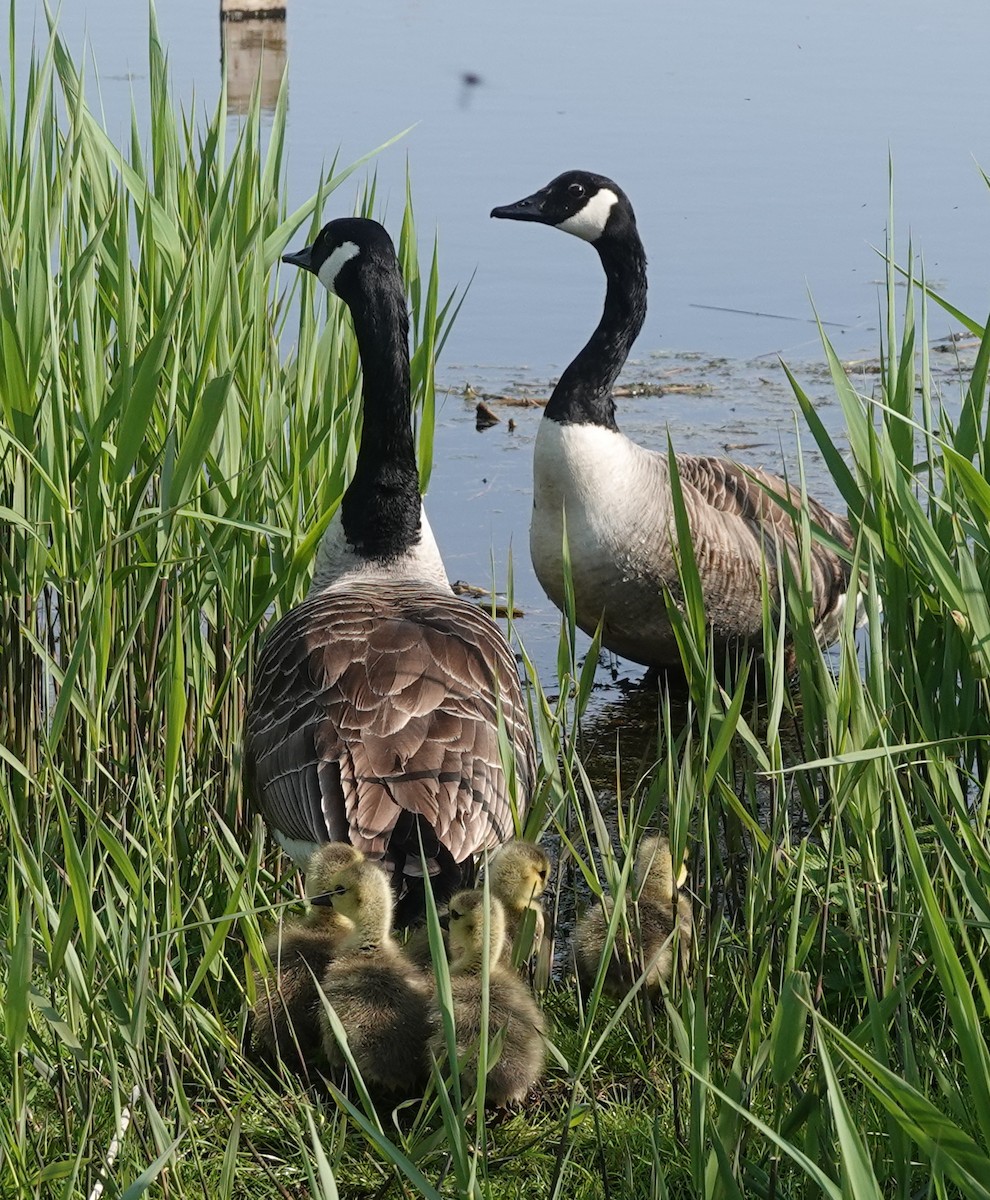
[4,11,990,1200]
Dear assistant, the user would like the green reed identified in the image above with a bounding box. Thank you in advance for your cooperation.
[4,8,990,1200]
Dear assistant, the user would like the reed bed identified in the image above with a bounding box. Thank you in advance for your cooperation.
[3,12,990,1200]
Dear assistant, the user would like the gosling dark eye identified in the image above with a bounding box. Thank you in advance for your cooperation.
[567,182,585,199]
[450,910,461,921]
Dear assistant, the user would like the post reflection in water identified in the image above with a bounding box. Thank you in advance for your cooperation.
[220,2,286,116]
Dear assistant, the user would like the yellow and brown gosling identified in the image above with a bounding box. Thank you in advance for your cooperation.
[487,840,550,969]
[573,835,692,1001]
[250,842,363,1077]
[318,857,434,1101]
[433,889,546,1107]
[406,839,552,974]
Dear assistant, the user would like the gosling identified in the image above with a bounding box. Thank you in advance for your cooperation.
[404,840,551,973]
[573,835,693,1001]
[488,840,551,968]
[250,842,363,1077]
[318,857,434,1101]
[433,889,546,1107]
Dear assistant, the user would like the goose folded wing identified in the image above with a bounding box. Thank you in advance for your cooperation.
[674,455,854,625]
[245,589,534,862]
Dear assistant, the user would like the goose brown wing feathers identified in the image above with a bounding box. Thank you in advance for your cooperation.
[674,454,854,630]
[244,583,535,881]
[676,456,853,544]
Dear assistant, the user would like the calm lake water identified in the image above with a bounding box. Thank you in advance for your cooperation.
[10,0,990,688]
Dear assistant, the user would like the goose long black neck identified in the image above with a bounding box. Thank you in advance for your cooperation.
[545,229,647,428]
[340,268,422,561]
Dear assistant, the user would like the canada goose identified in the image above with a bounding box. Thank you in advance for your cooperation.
[573,835,693,1000]
[244,216,537,924]
[318,856,434,1099]
[491,171,857,670]
[487,840,550,967]
[249,841,363,1076]
[434,889,546,1107]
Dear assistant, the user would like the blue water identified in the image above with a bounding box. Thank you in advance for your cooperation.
[8,0,990,682]
[12,1,990,368]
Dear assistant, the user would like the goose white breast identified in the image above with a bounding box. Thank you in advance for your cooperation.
[492,170,857,669]
[244,216,536,923]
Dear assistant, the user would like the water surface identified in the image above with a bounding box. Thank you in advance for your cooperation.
[9,0,989,687]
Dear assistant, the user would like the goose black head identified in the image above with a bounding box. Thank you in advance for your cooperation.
[491,170,633,244]
[282,217,399,301]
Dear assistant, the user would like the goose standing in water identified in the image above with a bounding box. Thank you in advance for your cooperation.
[244,217,536,924]
[491,171,856,670]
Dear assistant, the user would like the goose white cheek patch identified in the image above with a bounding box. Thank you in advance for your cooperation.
[556,188,619,242]
[317,241,361,294]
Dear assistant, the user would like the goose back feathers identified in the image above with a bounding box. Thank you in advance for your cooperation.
[245,217,536,921]
[492,171,857,669]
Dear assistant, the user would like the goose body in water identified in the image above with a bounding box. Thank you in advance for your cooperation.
[491,171,856,669]
[244,217,536,923]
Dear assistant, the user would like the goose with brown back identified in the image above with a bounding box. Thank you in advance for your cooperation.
[244,217,536,924]
[492,172,858,670]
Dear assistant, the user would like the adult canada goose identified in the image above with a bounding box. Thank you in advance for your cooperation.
[318,857,434,1099]
[250,842,363,1077]
[487,840,550,967]
[244,217,536,924]
[491,171,857,670]
[435,889,546,1107]
[573,835,693,1000]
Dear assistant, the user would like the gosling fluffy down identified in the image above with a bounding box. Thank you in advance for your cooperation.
[487,840,551,967]
[318,857,434,1100]
[250,842,363,1076]
[403,838,551,973]
[433,889,546,1107]
[574,836,693,1001]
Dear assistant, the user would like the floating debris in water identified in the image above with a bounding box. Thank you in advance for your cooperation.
[475,401,500,430]
[451,580,523,618]
[452,580,487,598]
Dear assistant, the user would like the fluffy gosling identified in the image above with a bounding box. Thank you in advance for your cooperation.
[318,857,433,1100]
[434,889,546,1107]
[250,842,363,1076]
[574,836,692,1001]
[488,840,551,968]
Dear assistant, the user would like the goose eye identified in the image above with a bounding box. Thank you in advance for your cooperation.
[568,182,585,199]
[450,909,461,921]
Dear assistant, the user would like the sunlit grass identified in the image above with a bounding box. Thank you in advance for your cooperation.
[3,10,990,1200]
